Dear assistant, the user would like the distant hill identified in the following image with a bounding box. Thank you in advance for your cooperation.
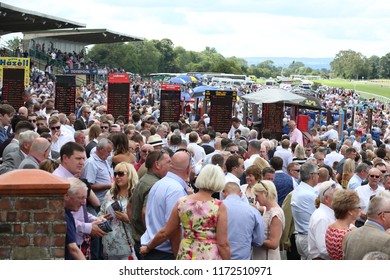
[243,57,333,70]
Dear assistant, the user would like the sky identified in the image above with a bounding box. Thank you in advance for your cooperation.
[1,0,390,59]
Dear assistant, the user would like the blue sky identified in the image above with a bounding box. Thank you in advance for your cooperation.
[1,0,390,59]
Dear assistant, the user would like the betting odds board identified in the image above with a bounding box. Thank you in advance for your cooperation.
[205,90,236,133]
[160,84,181,123]
[55,75,76,115]
[0,57,30,109]
[107,73,130,122]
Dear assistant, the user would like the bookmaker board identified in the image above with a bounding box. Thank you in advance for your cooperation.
[205,90,236,133]
[55,75,76,115]
[0,57,30,109]
[107,73,130,122]
[160,84,181,123]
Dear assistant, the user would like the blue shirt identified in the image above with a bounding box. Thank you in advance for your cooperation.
[223,194,264,260]
[141,172,187,253]
[83,153,113,204]
[291,181,318,234]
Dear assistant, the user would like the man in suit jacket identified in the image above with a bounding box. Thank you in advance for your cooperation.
[343,194,390,259]
[73,105,91,131]
[270,156,294,207]
[0,130,39,174]
[19,137,51,169]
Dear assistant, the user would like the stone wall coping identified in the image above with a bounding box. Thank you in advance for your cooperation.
[0,169,69,197]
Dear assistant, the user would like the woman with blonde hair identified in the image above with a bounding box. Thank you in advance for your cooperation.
[292,144,307,165]
[252,180,285,260]
[140,164,230,260]
[98,162,139,260]
[252,156,270,172]
[340,158,355,189]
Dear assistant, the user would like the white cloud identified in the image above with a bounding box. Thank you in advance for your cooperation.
[1,0,390,58]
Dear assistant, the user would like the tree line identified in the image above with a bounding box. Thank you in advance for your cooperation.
[6,37,390,80]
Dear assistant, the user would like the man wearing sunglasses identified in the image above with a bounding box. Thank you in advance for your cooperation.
[355,168,385,227]
[49,116,75,153]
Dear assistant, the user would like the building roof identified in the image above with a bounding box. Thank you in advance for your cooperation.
[0,2,85,35]
[23,28,144,45]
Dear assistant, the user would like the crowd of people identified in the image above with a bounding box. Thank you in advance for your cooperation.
[1,65,390,261]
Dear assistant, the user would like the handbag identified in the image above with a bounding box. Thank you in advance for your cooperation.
[122,222,135,260]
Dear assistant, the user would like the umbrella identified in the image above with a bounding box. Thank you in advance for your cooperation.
[175,75,192,83]
[297,95,326,110]
[241,88,306,104]
[181,92,191,102]
[169,77,186,84]
[191,85,220,98]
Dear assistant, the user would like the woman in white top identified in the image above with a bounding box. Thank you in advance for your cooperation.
[252,180,285,260]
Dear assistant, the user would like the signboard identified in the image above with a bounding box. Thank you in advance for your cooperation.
[160,84,181,123]
[262,103,284,140]
[205,90,236,133]
[64,69,108,75]
[107,73,130,122]
[0,57,30,109]
[55,75,76,115]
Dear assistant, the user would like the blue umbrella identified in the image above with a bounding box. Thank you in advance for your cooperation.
[175,75,192,83]
[191,85,221,98]
[169,77,186,84]
[181,92,191,102]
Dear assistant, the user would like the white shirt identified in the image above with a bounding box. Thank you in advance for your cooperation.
[244,154,260,170]
[308,203,335,260]
[324,151,344,167]
[187,142,206,164]
[320,129,339,141]
[228,123,245,140]
[273,148,293,173]
[355,184,385,222]
[51,131,75,153]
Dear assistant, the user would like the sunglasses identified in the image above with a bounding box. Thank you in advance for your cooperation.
[369,174,380,178]
[50,126,61,130]
[378,210,390,216]
[157,149,168,161]
[114,171,127,177]
[29,119,37,123]
[230,150,239,154]
[322,183,336,197]
[141,149,152,153]
[101,126,109,129]
[291,169,300,172]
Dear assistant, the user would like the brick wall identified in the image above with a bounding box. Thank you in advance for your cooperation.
[0,170,69,260]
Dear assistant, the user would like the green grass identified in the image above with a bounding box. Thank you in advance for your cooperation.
[315,79,390,98]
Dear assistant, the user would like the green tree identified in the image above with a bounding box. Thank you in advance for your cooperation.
[330,50,366,79]
[5,37,21,51]
[379,53,390,79]
[150,38,176,72]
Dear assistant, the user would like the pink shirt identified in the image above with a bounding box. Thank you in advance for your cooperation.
[290,128,303,146]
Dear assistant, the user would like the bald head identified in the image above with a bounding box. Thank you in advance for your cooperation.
[170,151,192,178]
[30,137,51,161]
[202,134,211,144]
[318,167,330,182]
[223,182,241,197]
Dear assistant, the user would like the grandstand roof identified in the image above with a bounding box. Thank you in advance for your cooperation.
[23,28,144,45]
[0,2,86,36]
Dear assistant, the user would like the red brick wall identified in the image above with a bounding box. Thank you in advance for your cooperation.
[0,170,69,260]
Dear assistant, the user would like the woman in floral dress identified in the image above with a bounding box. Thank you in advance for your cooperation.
[140,164,230,259]
[98,162,138,260]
